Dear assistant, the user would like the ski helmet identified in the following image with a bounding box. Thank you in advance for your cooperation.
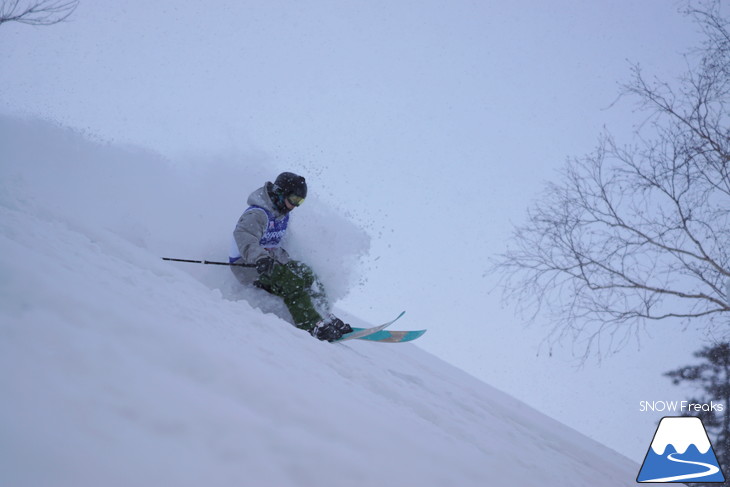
[270,172,307,211]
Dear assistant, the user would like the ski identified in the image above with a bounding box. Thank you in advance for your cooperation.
[350,328,426,343]
[335,311,406,342]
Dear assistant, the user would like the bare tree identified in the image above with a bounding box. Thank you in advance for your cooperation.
[493,0,730,358]
[0,0,78,27]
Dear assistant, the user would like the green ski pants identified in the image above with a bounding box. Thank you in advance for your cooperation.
[257,260,328,330]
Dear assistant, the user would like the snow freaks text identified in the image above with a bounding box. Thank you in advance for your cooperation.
[639,401,724,413]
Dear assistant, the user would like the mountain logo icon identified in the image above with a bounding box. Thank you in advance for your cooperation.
[637,416,726,483]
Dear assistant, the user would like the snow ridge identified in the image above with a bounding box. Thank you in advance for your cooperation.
[1,116,647,486]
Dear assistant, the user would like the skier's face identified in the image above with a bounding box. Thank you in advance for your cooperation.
[284,198,297,211]
[285,194,304,210]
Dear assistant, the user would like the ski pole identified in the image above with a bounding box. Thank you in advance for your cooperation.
[161,257,256,268]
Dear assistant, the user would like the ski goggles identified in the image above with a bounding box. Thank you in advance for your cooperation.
[286,194,305,207]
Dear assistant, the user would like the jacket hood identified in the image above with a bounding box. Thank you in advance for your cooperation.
[246,183,286,218]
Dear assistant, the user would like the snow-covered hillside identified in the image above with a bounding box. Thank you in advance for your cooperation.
[1,116,654,486]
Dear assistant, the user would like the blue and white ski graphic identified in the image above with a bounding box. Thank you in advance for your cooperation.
[350,328,426,343]
[335,311,406,342]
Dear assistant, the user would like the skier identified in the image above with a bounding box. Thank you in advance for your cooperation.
[229,172,353,341]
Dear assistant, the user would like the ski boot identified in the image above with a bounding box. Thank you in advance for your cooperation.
[310,315,353,342]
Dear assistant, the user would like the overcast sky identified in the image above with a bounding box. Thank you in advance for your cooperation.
[2,0,724,460]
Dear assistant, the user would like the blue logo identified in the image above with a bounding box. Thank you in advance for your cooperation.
[637,416,725,483]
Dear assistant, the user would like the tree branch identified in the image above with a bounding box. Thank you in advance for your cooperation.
[0,0,79,27]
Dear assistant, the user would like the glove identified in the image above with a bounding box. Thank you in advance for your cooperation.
[255,257,276,277]
[311,317,353,342]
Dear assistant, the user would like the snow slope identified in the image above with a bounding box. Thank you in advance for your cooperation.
[0,116,654,486]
